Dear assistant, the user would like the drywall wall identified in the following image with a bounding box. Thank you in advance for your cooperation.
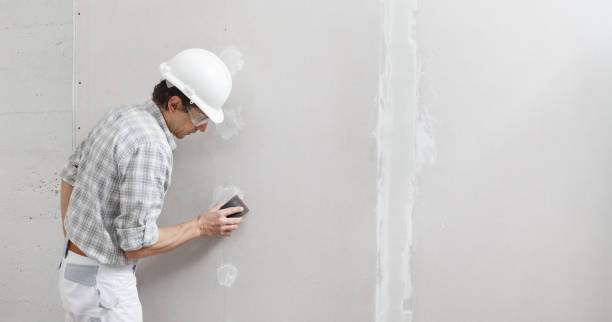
[0,0,73,320]
[4,0,611,321]
[412,1,612,321]
[74,0,380,321]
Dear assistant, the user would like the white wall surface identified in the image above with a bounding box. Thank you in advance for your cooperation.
[0,0,73,320]
[412,1,612,321]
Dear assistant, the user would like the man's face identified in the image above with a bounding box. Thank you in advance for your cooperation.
[165,96,209,139]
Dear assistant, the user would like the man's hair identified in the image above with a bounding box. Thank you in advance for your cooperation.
[151,79,192,110]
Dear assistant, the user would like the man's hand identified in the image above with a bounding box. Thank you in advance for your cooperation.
[196,202,244,237]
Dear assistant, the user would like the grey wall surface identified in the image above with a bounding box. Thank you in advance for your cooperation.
[74,1,378,321]
[0,0,73,320]
[3,0,612,322]
[412,1,612,321]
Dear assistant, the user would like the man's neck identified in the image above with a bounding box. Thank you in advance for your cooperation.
[154,102,172,129]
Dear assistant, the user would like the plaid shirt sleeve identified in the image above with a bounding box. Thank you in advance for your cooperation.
[59,138,88,185]
[114,142,171,251]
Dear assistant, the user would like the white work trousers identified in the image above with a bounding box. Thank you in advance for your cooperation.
[58,242,143,322]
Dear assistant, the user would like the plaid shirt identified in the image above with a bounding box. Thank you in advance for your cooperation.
[60,99,176,265]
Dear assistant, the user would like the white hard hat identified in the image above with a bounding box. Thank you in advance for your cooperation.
[159,48,232,123]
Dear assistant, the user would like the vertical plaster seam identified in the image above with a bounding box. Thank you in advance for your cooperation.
[376,0,427,321]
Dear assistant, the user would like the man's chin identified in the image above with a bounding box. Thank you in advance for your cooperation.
[174,131,196,139]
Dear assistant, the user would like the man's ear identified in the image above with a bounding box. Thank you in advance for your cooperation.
[167,96,181,113]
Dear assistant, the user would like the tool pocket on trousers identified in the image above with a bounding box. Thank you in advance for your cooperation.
[64,263,98,286]
[64,263,119,310]
[61,263,103,316]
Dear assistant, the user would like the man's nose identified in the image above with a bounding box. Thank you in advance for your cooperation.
[196,122,208,132]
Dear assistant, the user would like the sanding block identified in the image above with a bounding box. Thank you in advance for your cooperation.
[220,195,250,218]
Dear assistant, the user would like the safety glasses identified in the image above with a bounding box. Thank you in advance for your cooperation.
[184,104,208,127]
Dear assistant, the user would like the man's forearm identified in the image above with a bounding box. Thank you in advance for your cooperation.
[124,219,201,259]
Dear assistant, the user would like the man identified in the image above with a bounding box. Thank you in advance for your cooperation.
[57,49,243,322]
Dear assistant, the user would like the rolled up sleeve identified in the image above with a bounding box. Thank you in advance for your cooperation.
[59,139,87,185]
[115,142,172,251]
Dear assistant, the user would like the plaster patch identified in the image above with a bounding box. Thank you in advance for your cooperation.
[214,104,246,140]
[216,46,246,139]
[415,105,436,174]
[211,185,245,208]
[219,46,245,76]
[216,263,238,287]
[375,0,428,321]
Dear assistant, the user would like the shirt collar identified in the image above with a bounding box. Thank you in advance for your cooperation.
[145,99,177,151]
